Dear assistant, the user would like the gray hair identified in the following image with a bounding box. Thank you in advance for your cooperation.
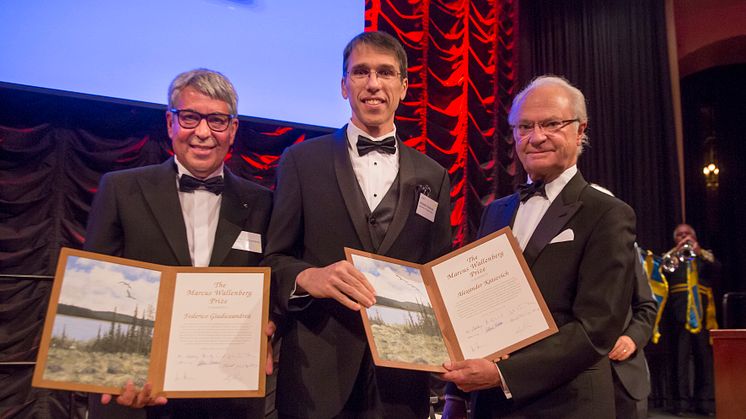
[508,75,589,153]
[673,223,697,241]
[168,69,238,116]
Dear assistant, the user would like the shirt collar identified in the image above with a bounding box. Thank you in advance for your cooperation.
[174,156,224,180]
[527,165,577,202]
[346,121,398,156]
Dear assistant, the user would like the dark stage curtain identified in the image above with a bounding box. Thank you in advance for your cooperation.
[0,275,87,418]
[518,0,681,252]
[518,0,684,410]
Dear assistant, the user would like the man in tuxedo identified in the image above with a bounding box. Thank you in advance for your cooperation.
[263,31,452,418]
[442,75,637,418]
[608,244,656,419]
[588,186,656,419]
[85,69,274,419]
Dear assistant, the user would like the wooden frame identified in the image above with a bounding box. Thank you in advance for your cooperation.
[346,227,557,372]
[32,248,270,398]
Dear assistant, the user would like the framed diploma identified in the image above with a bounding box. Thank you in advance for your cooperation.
[32,248,270,398]
[345,227,557,372]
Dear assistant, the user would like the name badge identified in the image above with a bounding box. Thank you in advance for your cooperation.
[416,193,437,222]
[232,231,262,254]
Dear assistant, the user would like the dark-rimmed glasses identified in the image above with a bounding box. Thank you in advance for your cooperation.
[512,119,579,136]
[169,109,236,132]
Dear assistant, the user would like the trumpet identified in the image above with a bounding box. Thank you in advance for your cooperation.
[679,242,697,261]
[660,242,697,273]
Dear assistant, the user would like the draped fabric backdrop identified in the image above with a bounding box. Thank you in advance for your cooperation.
[366,0,519,246]
[518,0,683,410]
[518,0,681,252]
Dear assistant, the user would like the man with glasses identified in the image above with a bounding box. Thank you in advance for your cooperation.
[442,75,637,418]
[264,31,452,418]
[85,68,274,419]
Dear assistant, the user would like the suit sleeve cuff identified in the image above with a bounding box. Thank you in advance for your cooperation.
[495,362,512,399]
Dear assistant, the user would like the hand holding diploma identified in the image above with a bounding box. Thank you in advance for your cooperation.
[101,380,167,408]
[440,355,509,419]
[343,228,556,373]
[296,260,376,310]
[441,353,509,392]
[442,359,502,392]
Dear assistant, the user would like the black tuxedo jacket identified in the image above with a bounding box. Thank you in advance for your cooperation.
[470,171,636,418]
[611,252,656,402]
[84,157,273,419]
[263,127,452,418]
[85,158,272,267]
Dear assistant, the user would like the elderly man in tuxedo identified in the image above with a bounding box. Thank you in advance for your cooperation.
[85,69,274,419]
[263,31,452,418]
[442,75,637,418]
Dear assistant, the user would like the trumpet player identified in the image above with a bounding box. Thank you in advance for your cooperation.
[663,223,720,417]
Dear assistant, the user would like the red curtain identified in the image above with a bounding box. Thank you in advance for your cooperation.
[365,0,519,246]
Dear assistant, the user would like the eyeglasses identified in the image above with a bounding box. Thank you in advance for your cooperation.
[512,119,579,136]
[346,67,402,82]
[169,109,236,132]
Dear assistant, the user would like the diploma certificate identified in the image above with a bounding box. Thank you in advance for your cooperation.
[32,248,270,398]
[346,227,557,372]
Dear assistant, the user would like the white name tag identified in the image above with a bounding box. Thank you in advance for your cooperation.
[416,193,437,222]
[232,231,262,254]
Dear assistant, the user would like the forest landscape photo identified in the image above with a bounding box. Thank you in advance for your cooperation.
[351,254,449,367]
[43,255,161,388]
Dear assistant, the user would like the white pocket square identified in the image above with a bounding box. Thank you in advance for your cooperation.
[550,229,574,244]
[232,231,262,253]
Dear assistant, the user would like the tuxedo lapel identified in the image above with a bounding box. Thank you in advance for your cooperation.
[378,141,415,255]
[332,128,375,252]
[137,159,192,266]
[523,172,587,265]
[210,169,247,266]
[477,194,520,239]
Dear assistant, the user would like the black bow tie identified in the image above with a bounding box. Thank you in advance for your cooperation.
[356,135,396,156]
[517,181,546,202]
[179,174,224,195]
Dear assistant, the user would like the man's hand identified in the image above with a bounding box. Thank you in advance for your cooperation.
[101,380,167,408]
[608,335,637,361]
[296,261,376,310]
[265,320,277,375]
[675,235,701,257]
[441,358,503,392]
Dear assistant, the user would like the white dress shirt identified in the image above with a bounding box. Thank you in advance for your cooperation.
[174,157,223,267]
[495,165,577,398]
[512,165,578,250]
[290,122,401,300]
[346,121,399,211]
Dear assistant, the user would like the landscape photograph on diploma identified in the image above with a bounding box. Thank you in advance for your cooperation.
[43,255,161,388]
[351,254,449,368]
